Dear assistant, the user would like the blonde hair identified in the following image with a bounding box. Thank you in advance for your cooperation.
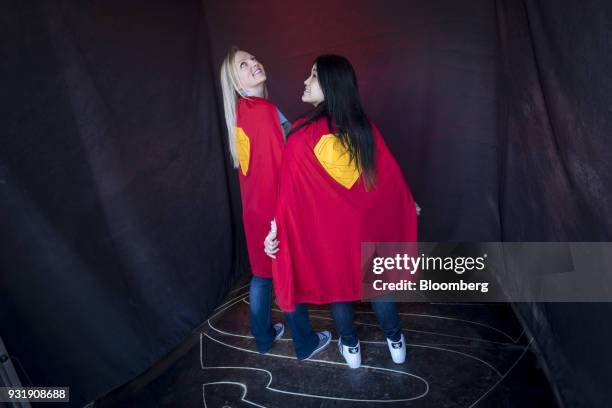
[220,46,243,168]
[220,46,270,168]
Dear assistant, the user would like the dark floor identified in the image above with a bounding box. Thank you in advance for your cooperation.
[96,277,560,408]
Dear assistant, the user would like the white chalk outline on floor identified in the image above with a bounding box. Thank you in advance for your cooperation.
[201,294,430,403]
[230,283,251,294]
[469,338,535,407]
[203,381,266,408]
[227,286,523,343]
[202,290,535,407]
[201,331,429,403]
[212,297,503,377]
[304,304,523,343]
[244,298,522,347]
[309,311,525,344]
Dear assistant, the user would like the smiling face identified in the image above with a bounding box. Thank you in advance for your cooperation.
[302,64,325,106]
[233,50,266,94]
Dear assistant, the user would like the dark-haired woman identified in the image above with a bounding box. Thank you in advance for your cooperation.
[267,55,418,368]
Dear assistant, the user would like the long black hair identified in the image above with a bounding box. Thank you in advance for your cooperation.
[289,55,376,189]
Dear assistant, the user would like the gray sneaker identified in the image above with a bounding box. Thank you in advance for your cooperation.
[304,330,332,360]
[273,323,284,342]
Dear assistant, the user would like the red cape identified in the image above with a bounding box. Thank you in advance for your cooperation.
[272,117,417,311]
[236,97,284,278]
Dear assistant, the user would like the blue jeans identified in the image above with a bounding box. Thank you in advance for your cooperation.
[249,276,277,353]
[283,304,320,360]
[249,277,318,358]
[330,300,402,347]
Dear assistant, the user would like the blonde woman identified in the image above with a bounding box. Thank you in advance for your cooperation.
[219,47,330,359]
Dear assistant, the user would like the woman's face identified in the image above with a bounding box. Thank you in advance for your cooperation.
[302,64,324,106]
[233,50,266,92]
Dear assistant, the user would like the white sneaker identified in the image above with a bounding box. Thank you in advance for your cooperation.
[338,339,361,369]
[387,333,406,364]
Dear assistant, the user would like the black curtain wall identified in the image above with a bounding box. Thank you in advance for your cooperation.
[1,0,611,407]
[1,1,246,405]
[496,1,612,407]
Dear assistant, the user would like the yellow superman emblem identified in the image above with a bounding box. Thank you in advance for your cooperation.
[314,134,361,189]
[235,127,250,176]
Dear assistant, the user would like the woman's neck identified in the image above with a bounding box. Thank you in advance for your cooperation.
[244,84,265,98]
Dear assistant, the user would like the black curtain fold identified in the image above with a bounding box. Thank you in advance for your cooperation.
[497,0,612,241]
[1,1,244,405]
[496,1,612,406]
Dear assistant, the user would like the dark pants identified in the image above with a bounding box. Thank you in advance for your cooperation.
[330,300,402,347]
[249,277,319,359]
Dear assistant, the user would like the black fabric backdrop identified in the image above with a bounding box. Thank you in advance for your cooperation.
[1,0,245,405]
[496,1,612,407]
[1,0,611,406]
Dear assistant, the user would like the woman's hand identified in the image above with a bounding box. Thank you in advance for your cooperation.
[264,219,279,259]
[415,202,421,217]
